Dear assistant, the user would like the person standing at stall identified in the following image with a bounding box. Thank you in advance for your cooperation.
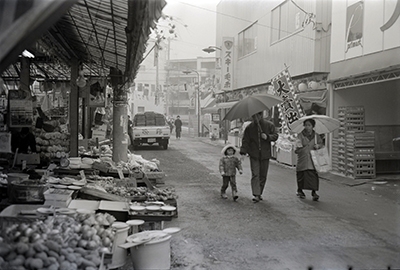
[128,115,134,146]
[240,111,278,203]
[294,118,323,201]
[11,127,37,153]
[174,115,182,139]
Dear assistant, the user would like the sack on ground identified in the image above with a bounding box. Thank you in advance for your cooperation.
[310,147,331,173]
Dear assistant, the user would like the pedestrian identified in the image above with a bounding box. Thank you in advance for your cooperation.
[11,127,37,153]
[294,118,323,201]
[240,111,278,203]
[174,115,182,139]
[219,144,243,201]
[128,115,134,145]
[168,117,174,133]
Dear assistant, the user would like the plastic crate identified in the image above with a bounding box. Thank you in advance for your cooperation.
[347,168,376,179]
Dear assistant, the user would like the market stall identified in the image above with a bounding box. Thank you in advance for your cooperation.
[0,149,179,269]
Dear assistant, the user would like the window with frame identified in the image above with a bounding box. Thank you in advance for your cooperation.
[238,22,258,58]
[271,0,305,43]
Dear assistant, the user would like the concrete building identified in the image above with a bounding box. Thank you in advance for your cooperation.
[165,57,219,136]
[214,0,399,175]
[129,38,168,117]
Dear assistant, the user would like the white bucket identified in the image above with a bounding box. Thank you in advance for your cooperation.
[129,234,172,270]
[109,222,130,269]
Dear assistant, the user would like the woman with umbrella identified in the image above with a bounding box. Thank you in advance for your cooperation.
[291,115,340,201]
[294,118,324,201]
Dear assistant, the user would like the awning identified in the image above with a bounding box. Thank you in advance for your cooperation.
[0,0,167,82]
[216,101,237,109]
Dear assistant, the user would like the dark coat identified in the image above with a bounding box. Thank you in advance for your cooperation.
[174,119,182,130]
[240,119,278,160]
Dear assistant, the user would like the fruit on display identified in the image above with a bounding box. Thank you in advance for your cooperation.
[0,212,116,270]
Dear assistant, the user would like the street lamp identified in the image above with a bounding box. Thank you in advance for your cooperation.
[182,70,201,137]
[203,45,228,144]
[202,46,221,53]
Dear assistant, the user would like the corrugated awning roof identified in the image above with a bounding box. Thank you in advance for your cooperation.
[0,0,166,83]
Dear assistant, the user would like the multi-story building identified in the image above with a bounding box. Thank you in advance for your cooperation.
[214,0,332,156]
[329,0,400,174]
[130,38,168,116]
[215,0,399,174]
[166,57,219,135]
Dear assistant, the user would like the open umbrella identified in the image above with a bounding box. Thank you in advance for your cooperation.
[289,114,340,134]
[223,94,283,121]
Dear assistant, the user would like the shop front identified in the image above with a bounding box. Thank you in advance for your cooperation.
[329,0,400,176]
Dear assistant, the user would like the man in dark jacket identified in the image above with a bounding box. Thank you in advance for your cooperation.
[240,111,278,202]
[174,115,182,139]
[11,127,37,153]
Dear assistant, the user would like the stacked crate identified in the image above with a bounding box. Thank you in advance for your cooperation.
[331,137,347,175]
[346,131,376,179]
[332,106,375,178]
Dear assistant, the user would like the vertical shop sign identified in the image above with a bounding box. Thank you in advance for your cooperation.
[221,37,234,91]
[345,1,364,53]
[271,69,304,134]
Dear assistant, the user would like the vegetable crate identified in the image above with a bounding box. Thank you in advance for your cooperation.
[8,181,48,203]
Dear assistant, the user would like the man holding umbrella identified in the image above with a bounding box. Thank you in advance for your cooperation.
[223,94,282,203]
[239,111,278,202]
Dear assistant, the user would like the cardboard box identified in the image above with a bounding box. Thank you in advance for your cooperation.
[44,197,73,208]
[16,153,40,165]
[44,188,75,200]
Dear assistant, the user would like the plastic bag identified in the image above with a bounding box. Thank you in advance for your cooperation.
[310,147,331,173]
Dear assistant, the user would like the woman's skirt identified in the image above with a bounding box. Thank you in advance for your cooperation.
[296,170,319,191]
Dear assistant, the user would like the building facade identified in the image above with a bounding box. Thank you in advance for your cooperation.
[215,0,399,174]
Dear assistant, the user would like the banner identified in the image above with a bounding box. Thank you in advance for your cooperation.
[271,69,304,134]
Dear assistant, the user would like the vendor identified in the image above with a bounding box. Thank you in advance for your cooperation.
[11,127,37,153]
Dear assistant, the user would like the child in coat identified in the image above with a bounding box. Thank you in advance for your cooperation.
[219,145,243,201]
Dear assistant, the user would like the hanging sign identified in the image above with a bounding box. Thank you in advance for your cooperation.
[221,37,234,91]
[271,69,304,134]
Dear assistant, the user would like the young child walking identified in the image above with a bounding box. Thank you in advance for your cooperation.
[219,144,243,201]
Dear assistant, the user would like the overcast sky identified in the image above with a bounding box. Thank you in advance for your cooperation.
[161,0,220,60]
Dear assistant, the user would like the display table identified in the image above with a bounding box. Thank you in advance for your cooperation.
[227,134,241,147]
[276,149,297,166]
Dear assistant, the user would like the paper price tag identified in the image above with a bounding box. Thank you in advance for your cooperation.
[79,170,86,181]
[117,168,124,179]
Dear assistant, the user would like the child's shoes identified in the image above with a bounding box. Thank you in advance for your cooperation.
[232,191,238,201]
[221,193,228,199]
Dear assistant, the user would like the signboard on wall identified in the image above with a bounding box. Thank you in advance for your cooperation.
[345,1,364,53]
[221,37,234,91]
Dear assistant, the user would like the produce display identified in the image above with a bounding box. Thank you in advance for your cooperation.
[34,130,70,160]
[86,176,177,201]
[0,212,116,270]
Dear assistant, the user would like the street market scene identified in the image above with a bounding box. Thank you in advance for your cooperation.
[0,0,399,269]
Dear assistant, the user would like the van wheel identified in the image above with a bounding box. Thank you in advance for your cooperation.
[162,143,168,150]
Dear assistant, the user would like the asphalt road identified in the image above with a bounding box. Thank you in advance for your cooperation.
[133,135,400,270]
